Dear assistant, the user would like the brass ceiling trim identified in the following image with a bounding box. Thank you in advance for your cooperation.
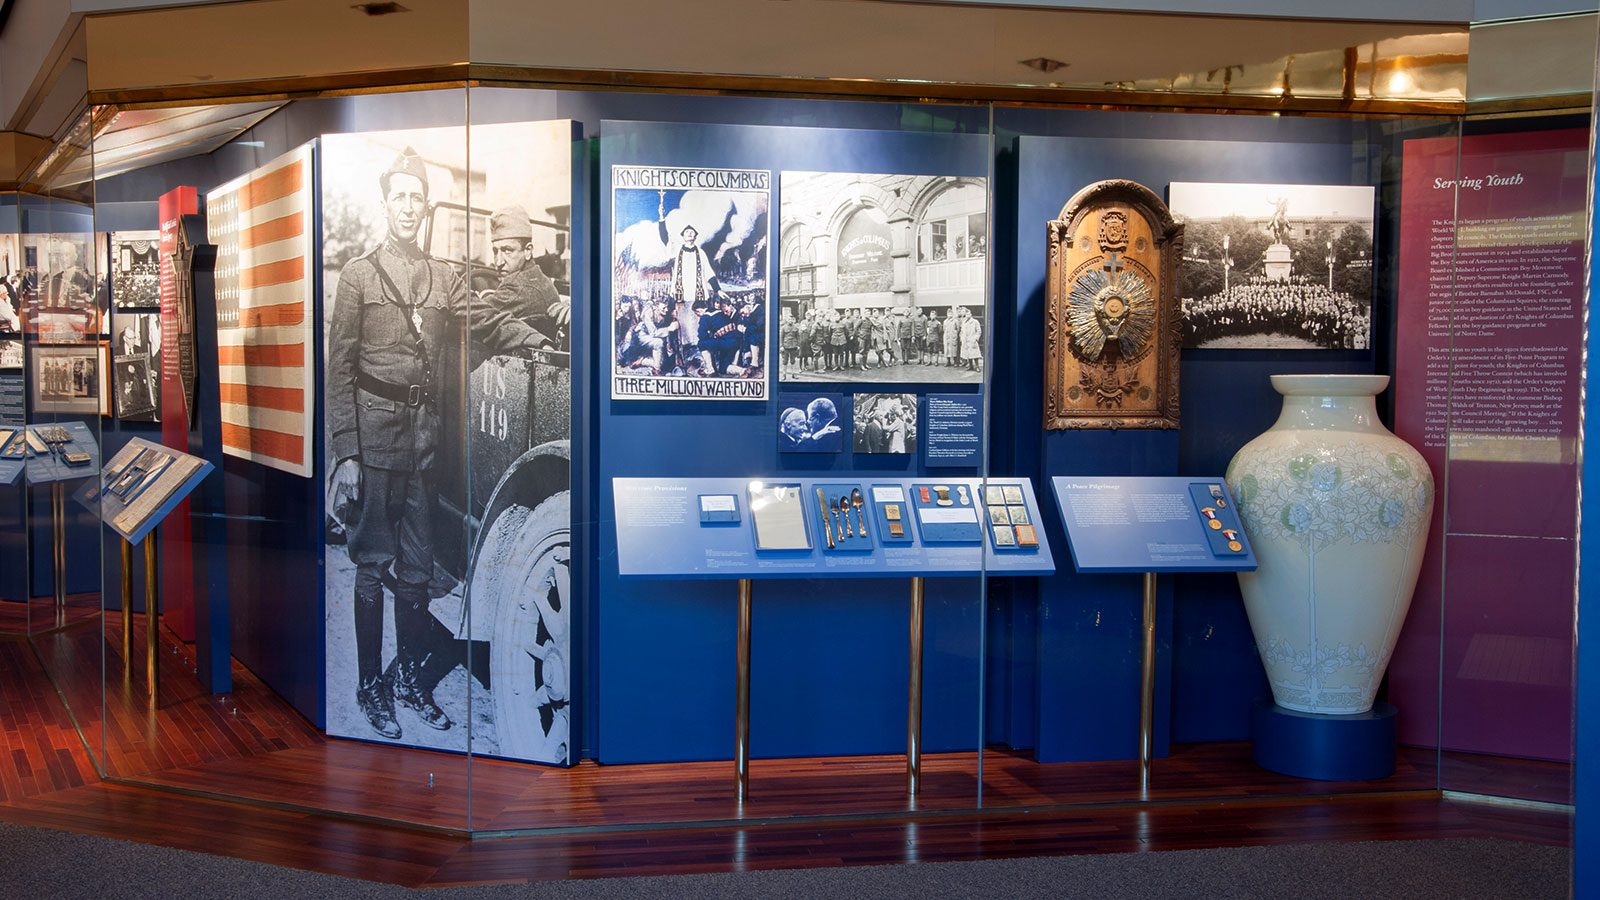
[88,64,473,110]
[90,63,1473,118]
[1464,93,1595,118]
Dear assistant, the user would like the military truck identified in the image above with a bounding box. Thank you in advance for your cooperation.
[425,199,571,765]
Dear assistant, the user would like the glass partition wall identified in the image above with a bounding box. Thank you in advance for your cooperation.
[21,7,1582,844]
[14,109,109,774]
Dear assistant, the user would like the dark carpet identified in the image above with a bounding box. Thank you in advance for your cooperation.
[0,822,1570,898]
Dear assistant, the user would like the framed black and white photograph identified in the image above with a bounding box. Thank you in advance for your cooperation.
[611,165,770,401]
[776,391,845,453]
[322,120,575,766]
[32,343,104,415]
[852,392,918,455]
[0,339,21,370]
[26,234,100,342]
[779,171,987,385]
[1169,182,1374,349]
[109,230,162,308]
[113,312,161,421]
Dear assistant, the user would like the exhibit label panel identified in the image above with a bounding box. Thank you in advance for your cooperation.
[613,476,1055,579]
[207,143,317,477]
[1050,476,1255,573]
[1392,128,1587,760]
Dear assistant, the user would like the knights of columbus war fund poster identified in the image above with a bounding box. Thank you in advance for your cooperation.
[611,166,771,401]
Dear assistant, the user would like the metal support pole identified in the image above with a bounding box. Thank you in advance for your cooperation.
[735,578,752,801]
[1139,571,1157,796]
[144,535,159,706]
[120,539,133,678]
[907,576,925,795]
[50,482,66,611]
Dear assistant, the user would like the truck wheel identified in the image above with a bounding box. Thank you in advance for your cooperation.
[472,489,570,765]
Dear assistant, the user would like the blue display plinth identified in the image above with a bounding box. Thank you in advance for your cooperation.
[1251,698,1398,782]
[614,476,1055,580]
[1051,475,1256,573]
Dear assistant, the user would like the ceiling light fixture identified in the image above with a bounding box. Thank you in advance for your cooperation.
[352,2,410,15]
[1019,57,1069,74]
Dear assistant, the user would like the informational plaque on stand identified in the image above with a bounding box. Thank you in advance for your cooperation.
[1050,474,1255,794]
[80,437,213,544]
[613,475,1055,801]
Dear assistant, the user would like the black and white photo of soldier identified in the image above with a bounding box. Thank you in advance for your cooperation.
[779,171,987,385]
[776,391,845,453]
[113,312,161,421]
[1170,182,1375,350]
[611,166,770,401]
[322,120,575,765]
[852,392,918,455]
[110,231,162,308]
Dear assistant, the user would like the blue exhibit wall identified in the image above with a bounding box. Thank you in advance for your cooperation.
[588,117,990,763]
[997,109,1456,761]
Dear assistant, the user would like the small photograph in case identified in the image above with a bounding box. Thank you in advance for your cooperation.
[1008,504,1030,526]
[987,504,1010,526]
[992,525,1017,546]
[984,485,1005,506]
[1014,524,1038,547]
[1002,485,1025,505]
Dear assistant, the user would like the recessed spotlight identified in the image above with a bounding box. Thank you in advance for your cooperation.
[352,2,409,15]
[1019,57,1069,74]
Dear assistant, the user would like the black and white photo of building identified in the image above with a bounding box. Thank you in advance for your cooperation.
[1170,182,1375,350]
[321,120,574,766]
[780,172,987,384]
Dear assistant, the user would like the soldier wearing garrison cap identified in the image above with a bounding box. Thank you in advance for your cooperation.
[326,146,550,741]
[486,204,569,352]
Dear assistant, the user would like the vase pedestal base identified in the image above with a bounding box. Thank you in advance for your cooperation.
[1251,698,1397,782]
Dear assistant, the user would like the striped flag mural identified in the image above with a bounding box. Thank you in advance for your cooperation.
[206,143,316,477]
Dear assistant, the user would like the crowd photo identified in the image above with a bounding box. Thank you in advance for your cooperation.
[779,305,984,379]
[1169,181,1375,350]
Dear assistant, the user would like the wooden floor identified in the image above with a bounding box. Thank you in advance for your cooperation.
[0,615,1576,887]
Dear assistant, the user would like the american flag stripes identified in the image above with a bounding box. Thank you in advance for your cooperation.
[206,143,316,477]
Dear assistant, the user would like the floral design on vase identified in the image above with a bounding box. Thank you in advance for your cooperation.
[1226,374,1433,715]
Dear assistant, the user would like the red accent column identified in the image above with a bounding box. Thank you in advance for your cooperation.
[159,186,199,642]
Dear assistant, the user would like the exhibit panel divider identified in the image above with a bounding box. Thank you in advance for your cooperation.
[14,112,111,775]
[1390,116,1589,804]
[90,89,478,831]
[40,74,1585,835]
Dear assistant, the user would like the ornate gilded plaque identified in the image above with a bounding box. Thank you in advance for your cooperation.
[1045,180,1182,430]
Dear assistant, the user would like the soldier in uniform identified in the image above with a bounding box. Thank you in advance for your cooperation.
[486,205,570,352]
[327,148,551,740]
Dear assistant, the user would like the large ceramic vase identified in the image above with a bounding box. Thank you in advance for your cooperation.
[1225,374,1433,715]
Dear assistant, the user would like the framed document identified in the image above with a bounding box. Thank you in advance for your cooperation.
[747,481,811,550]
